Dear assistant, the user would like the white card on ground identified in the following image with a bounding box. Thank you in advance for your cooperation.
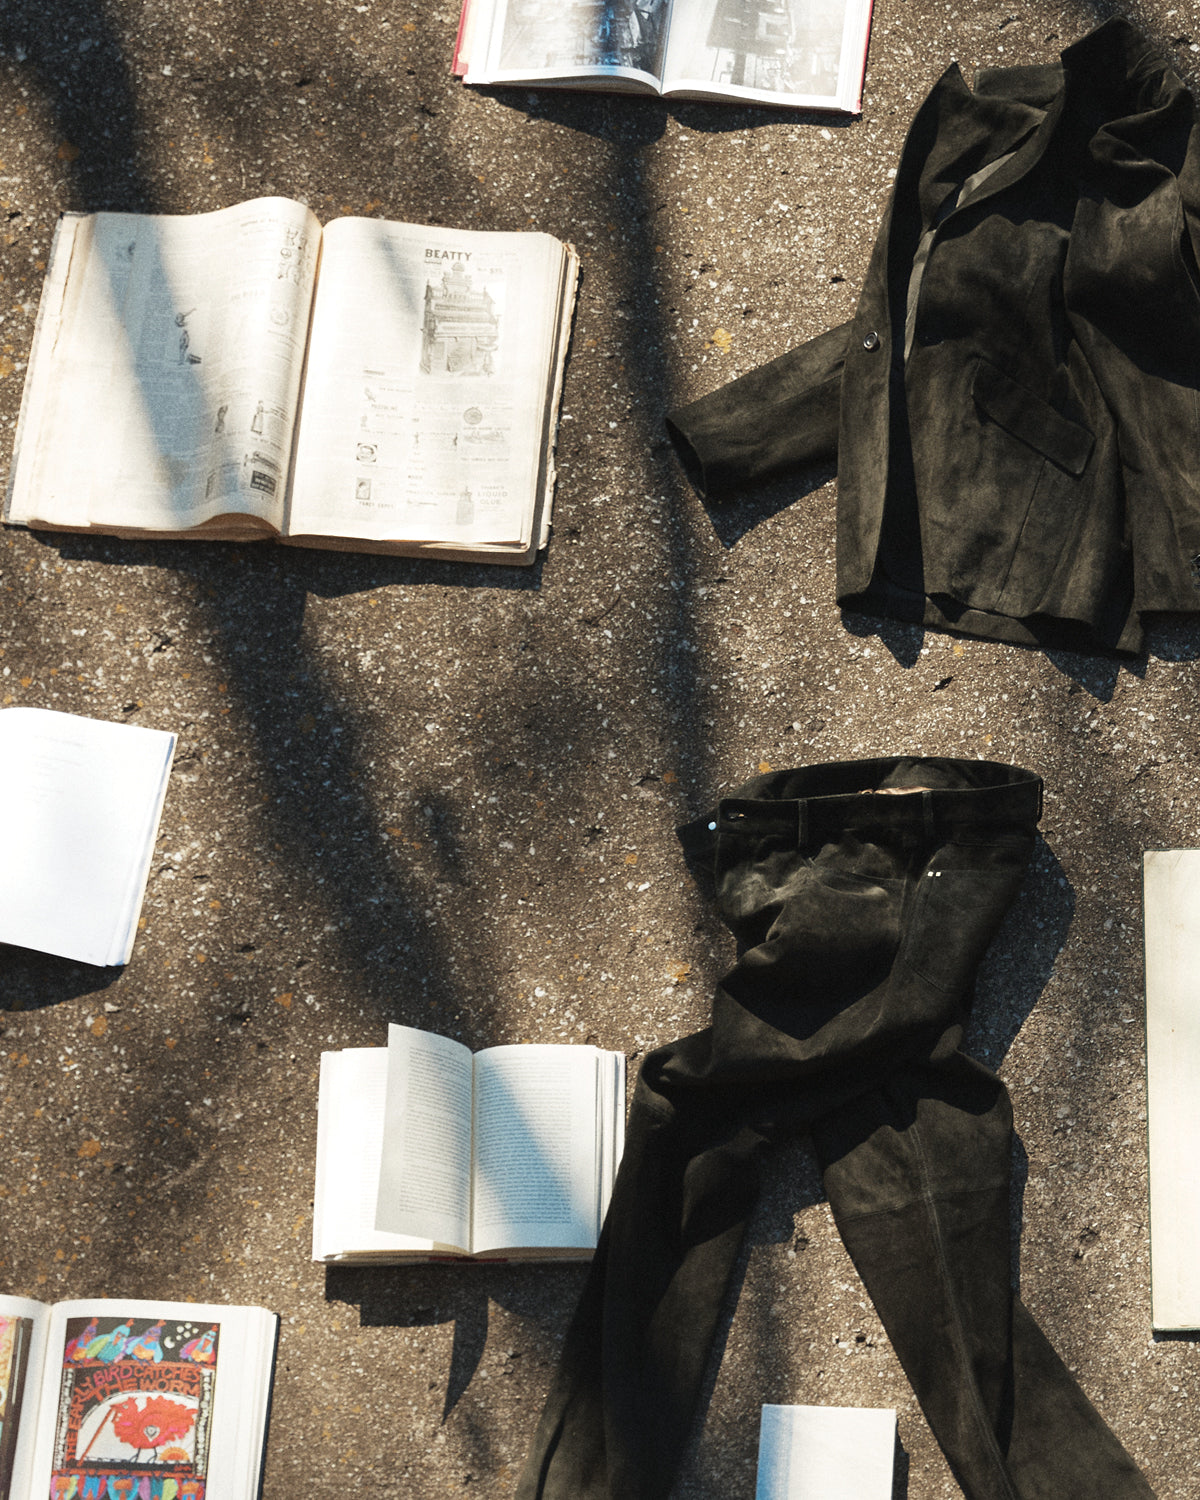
[1143,849,1200,1329]
[755,1403,895,1500]
[0,707,175,966]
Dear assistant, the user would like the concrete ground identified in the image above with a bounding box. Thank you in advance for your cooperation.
[1,0,1199,1495]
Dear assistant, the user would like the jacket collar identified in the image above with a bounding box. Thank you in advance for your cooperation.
[898,18,1177,231]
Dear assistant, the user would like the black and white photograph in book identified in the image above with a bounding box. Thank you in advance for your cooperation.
[498,0,669,77]
[686,0,847,95]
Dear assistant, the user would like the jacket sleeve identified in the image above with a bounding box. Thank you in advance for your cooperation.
[665,321,849,498]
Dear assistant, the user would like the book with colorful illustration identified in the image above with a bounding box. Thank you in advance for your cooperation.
[0,1297,276,1500]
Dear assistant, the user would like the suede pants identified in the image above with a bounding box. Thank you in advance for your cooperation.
[518,756,1154,1500]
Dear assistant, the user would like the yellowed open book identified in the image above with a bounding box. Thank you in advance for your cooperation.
[6,198,578,565]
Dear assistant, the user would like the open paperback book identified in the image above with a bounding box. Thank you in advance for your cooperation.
[6,199,579,565]
[0,708,175,967]
[0,1297,276,1500]
[455,0,874,113]
[312,1025,625,1263]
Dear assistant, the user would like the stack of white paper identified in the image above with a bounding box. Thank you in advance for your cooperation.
[0,707,175,966]
[755,1403,896,1500]
[1143,849,1200,1330]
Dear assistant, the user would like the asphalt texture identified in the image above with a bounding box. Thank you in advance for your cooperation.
[1,0,1199,1496]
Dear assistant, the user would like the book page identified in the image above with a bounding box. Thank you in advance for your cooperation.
[598,1049,626,1222]
[661,0,868,111]
[8,197,319,534]
[471,1045,602,1255]
[313,1049,444,1260]
[0,709,176,967]
[288,220,564,547]
[0,710,175,966]
[465,0,673,89]
[375,1025,474,1251]
[26,1300,276,1500]
[755,1405,895,1499]
[0,1297,49,1500]
[1143,850,1200,1329]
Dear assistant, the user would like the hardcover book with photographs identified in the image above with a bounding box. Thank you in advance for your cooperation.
[6,199,578,565]
[313,1025,626,1263]
[455,0,874,114]
[0,1297,276,1500]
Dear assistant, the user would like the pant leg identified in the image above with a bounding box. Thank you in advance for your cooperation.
[520,759,929,1500]
[517,1047,770,1500]
[816,1056,1155,1499]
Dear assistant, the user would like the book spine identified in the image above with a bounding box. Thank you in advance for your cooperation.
[4,213,84,520]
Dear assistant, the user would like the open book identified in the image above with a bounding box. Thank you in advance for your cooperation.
[0,1297,276,1500]
[0,708,175,967]
[312,1025,626,1262]
[6,199,579,565]
[455,0,874,114]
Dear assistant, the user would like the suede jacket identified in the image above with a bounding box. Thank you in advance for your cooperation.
[666,20,1200,653]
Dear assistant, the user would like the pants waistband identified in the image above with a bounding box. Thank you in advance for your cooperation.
[678,756,1043,854]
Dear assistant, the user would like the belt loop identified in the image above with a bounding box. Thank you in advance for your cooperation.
[796,799,809,846]
[922,789,936,842]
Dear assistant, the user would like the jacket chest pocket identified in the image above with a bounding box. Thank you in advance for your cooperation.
[937,357,1095,618]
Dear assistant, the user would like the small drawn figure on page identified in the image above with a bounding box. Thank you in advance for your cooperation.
[63,1318,100,1362]
[178,1327,216,1364]
[83,1321,134,1363]
[125,1322,166,1362]
[277,225,312,287]
[174,310,201,366]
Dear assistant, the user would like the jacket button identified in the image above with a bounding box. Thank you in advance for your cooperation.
[862,330,880,351]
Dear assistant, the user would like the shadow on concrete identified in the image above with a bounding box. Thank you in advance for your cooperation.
[5,1,1196,1493]
[965,835,1076,1069]
[0,948,123,1010]
[0,0,153,212]
[327,1259,590,1410]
